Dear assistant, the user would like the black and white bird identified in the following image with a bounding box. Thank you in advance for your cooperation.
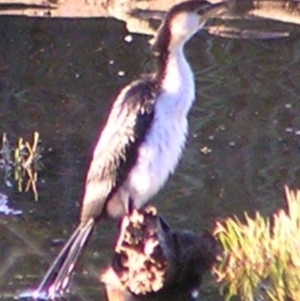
[32,0,226,299]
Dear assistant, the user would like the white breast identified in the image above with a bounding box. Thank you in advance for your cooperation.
[122,48,195,207]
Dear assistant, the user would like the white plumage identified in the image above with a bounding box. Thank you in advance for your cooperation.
[124,47,195,206]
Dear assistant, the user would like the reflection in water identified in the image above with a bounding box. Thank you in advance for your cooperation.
[0,13,300,301]
[0,132,42,201]
[2,0,300,38]
[106,0,300,38]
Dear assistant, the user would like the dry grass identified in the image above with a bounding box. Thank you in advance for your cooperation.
[213,186,300,301]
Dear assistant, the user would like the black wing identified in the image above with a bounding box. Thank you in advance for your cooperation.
[81,77,159,222]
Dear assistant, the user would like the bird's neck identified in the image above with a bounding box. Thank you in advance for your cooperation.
[156,46,194,94]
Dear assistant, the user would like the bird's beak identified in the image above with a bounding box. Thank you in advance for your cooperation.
[200,1,228,24]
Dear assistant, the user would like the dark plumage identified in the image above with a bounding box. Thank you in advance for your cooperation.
[81,78,160,221]
[35,78,160,297]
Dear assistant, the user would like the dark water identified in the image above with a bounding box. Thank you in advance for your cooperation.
[0,15,300,301]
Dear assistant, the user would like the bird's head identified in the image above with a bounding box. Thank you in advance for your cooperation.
[152,0,227,54]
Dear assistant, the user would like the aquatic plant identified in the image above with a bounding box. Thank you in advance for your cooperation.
[213,186,300,301]
[0,132,42,200]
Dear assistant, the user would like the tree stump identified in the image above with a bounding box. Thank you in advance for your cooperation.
[101,206,221,301]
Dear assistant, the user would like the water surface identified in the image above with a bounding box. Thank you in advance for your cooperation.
[0,15,300,301]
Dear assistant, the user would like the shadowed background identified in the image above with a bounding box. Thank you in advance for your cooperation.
[0,14,300,301]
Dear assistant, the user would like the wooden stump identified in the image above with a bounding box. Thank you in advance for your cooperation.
[101,207,221,301]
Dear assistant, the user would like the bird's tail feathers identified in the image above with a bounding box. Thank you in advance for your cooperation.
[32,219,95,300]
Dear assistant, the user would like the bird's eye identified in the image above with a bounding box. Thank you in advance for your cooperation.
[196,4,210,15]
[196,8,203,15]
